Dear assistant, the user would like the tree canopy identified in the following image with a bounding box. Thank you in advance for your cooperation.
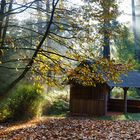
[0,0,133,97]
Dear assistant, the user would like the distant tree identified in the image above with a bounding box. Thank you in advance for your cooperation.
[132,0,140,63]
[82,0,120,59]
[114,26,135,62]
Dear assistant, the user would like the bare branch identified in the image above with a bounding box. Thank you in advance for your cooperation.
[3,0,60,97]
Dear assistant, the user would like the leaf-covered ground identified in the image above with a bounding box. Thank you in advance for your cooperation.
[0,117,140,140]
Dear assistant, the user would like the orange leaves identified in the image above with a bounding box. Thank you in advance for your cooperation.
[0,118,140,139]
[67,59,133,86]
[31,47,133,88]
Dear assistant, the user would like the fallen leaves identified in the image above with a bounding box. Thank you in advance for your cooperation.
[0,118,140,140]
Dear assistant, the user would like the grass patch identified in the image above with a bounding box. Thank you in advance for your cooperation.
[98,113,140,121]
[44,113,140,121]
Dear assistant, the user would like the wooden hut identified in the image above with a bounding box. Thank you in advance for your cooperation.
[69,67,140,116]
[68,60,110,116]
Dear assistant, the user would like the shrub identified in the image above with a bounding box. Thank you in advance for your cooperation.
[0,83,44,122]
[48,99,69,115]
[42,91,69,116]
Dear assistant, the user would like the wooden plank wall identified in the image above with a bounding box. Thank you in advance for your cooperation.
[71,99,105,116]
[70,84,107,116]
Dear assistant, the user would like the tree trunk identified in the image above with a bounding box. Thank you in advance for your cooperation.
[132,0,140,61]
[103,6,110,60]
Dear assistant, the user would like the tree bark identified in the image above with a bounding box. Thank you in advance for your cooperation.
[103,5,110,60]
[1,0,13,48]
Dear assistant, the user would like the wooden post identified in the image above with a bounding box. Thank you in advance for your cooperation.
[123,88,129,114]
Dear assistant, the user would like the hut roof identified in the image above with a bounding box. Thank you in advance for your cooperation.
[108,71,140,88]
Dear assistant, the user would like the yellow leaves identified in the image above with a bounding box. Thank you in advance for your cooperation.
[50,53,61,61]
[53,65,61,73]
[56,15,60,22]
[47,48,61,61]
[67,58,132,86]
[31,46,132,87]
[33,83,43,94]
[59,25,64,32]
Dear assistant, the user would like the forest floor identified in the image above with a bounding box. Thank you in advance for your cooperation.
[0,117,140,140]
